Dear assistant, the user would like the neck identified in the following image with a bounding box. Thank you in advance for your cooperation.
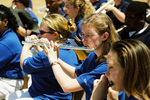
[94,47,103,58]
[17,4,26,10]
[115,0,121,6]
[136,22,148,32]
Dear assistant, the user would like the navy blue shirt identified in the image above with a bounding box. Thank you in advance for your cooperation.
[107,0,129,29]
[119,25,150,49]
[128,95,139,100]
[75,52,108,100]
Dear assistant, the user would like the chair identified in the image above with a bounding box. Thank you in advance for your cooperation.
[72,90,86,100]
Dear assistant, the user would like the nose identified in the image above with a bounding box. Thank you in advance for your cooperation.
[82,37,87,43]
[105,70,110,78]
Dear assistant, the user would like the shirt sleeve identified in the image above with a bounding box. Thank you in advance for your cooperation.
[76,62,108,99]
[23,51,51,75]
[0,44,12,69]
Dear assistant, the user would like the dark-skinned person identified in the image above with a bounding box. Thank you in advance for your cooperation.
[0,5,24,100]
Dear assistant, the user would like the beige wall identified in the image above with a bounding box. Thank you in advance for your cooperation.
[0,0,46,18]
[0,0,149,18]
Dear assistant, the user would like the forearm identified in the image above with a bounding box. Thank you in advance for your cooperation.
[90,86,107,100]
[58,58,77,78]
[17,26,32,37]
[20,45,30,69]
[52,64,83,92]
[112,7,125,23]
[90,75,108,100]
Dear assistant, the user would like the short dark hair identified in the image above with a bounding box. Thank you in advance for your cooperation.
[126,1,149,18]
[0,5,18,33]
[18,0,30,7]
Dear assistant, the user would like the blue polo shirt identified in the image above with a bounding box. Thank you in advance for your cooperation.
[75,52,125,100]
[0,29,24,79]
[22,43,82,99]
[75,51,108,100]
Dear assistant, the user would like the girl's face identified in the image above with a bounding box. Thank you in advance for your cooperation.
[81,24,104,53]
[106,50,125,91]
[39,21,56,42]
[64,0,79,20]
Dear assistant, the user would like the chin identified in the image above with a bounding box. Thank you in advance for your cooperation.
[111,85,118,91]
[85,50,92,53]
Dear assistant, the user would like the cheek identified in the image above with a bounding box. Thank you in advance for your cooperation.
[110,70,124,91]
[92,38,102,49]
[88,40,97,48]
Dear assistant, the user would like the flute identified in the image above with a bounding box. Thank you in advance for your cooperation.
[95,0,114,13]
[22,41,94,51]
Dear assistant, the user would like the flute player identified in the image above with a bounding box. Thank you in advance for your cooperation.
[6,14,82,100]
[43,13,125,100]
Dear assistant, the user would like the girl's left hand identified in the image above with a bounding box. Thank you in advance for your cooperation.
[42,40,59,64]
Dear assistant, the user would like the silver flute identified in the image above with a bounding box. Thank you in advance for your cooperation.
[22,41,94,51]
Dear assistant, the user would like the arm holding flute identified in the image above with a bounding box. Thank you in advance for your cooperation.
[97,0,129,30]
[19,14,84,99]
[41,13,126,100]
[100,0,126,23]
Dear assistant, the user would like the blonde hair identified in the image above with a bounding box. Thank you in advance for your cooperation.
[82,13,120,62]
[42,14,76,42]
[111,39,150,100]
[66,0,95,18]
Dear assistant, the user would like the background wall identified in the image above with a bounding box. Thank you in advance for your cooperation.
[0,0,46,18]
[0,0,149,24]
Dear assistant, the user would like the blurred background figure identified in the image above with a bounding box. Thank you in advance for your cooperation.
[45,0,65,16]
[100,0,129,30]
[63,0,95,46]
[12,0,38,23]
[11,0,39,43]
[29,0,33,9]
[119,1,150,49]
[90,0,107,10]
[0,4,25,100]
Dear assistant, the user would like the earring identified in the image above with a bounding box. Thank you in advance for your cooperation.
[5,24,7,27]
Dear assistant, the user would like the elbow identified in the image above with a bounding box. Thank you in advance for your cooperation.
[61,84,73,93]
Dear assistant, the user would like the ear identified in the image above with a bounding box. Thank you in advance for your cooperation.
[76,6,80,12]
[141,15,146,23]
[3,18,8,26]
[102,32,109,41]
[53,32,59,38]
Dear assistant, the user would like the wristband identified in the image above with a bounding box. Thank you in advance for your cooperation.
[51,61,58,66]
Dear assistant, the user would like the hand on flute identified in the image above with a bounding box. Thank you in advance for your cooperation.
[25,35,42,52]
[23,35,38,50]
[42,39,59,65]
[90,75,109,100]
[101,2,114,12]
[107,87,119,100]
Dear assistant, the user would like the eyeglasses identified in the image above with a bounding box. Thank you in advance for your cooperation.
[80,33,98,39]
[39,30,53,35]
